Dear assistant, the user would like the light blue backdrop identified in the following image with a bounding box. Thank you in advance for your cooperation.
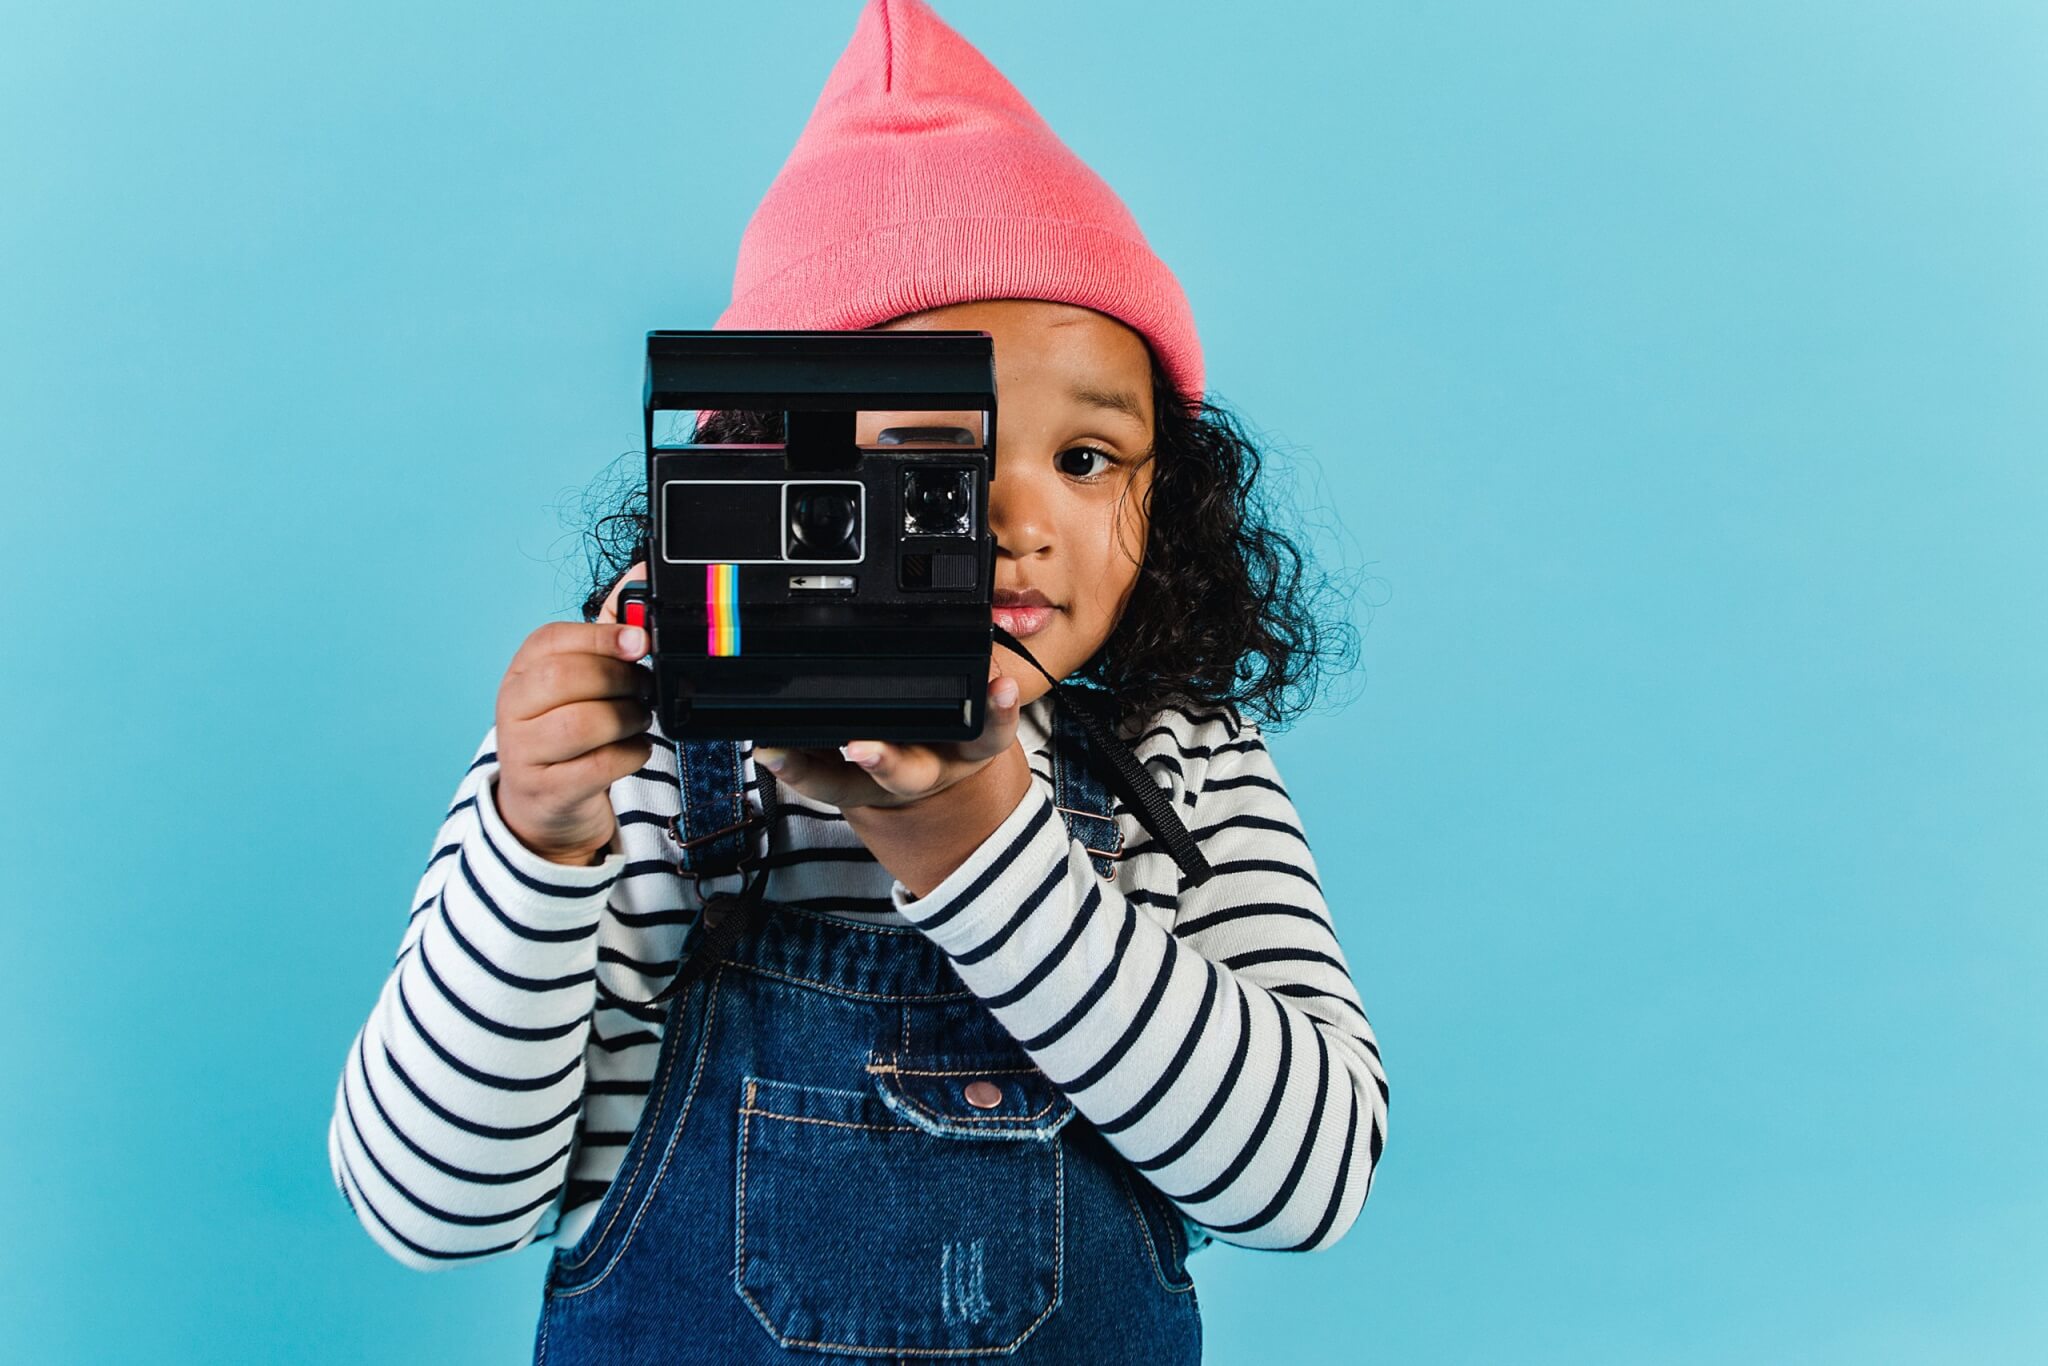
[4,1,2041,1362]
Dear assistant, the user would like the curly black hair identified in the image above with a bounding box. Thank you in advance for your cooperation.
[572,351,1360,735]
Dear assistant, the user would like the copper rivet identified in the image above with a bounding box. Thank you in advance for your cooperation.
[963,1080,1003,1109]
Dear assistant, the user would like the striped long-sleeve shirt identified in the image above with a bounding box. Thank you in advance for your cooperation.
[328,693,1388,1270]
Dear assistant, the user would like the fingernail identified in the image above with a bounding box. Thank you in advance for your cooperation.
[994,678,1019,708]
[620,627,646,656]
[755,747,786,771]
[841,742,881,768]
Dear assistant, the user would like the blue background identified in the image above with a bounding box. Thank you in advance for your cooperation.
[5,1,2042,1361]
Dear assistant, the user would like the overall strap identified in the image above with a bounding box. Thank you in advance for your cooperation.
[1048,698,1123,880]
[665,737,764,876]
[614,739,777,1010]
[994,625,1215,889]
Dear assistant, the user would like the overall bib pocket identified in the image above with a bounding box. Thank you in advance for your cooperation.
[733,1057,1074,1357]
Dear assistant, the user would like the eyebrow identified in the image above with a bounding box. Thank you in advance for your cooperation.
[1069,383,1149,430]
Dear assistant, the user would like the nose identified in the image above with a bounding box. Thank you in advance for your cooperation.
[988,465,1052,560]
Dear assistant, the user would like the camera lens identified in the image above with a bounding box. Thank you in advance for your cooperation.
[902,468,973,537]
[789,486,860,560]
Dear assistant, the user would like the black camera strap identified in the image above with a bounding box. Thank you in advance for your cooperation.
[626,762,783,1009]
[991,625,1214,889]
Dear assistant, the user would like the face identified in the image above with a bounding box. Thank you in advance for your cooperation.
[854,299,1157,707]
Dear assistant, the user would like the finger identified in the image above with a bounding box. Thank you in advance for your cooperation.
[502,648,650,723]
[523,620,648,669]
[549,732,657,792]
[520,696,651,765]
[954,675,1023,762]
[754,744,877,807]
[841,740,943,798]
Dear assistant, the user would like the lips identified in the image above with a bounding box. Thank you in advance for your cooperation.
[992,605,1056,637]
[991,587,1058,638]
[991,606,1056,638]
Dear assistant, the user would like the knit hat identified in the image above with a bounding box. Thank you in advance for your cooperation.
[711,0,1204,407]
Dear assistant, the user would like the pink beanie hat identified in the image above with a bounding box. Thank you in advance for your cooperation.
[712,0,1205,407]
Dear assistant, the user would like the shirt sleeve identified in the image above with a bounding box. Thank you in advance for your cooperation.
[327,725,625,1271]
[888,718,1388,1253]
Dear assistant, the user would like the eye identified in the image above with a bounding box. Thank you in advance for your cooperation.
[1056,445,1118,479]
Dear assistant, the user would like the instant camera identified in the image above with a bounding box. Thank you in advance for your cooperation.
[619,328,1217,889]
[619,330,999,746]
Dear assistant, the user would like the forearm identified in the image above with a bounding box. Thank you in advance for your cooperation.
[842,741,1033,898]
[888,783,1388,1252]
[330,731,622,1270]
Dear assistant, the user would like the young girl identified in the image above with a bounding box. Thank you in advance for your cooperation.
[329,3,1388,1360]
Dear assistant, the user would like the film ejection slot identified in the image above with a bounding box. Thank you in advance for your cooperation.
[789,575,857,592]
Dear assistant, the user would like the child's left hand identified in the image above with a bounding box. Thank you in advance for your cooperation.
[753,672,1024,811]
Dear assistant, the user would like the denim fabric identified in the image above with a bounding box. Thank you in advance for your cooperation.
[670,734,752,875]
[534,721,1202,1364]
[1047,701,1123,881]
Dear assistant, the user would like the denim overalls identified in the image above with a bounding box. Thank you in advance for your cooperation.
[534,705,1202,1364]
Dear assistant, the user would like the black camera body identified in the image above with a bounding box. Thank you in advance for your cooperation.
[621,329,1000,746]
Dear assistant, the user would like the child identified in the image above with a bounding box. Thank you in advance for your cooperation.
[329,3,1388,1361]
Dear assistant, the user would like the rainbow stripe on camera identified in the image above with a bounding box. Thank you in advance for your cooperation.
[705,562,740,657]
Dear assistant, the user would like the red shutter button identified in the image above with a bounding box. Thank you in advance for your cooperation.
[623,600,646,629]
[963,1080,1002,1109]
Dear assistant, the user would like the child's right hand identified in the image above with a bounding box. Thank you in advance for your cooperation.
[492,562,654,866]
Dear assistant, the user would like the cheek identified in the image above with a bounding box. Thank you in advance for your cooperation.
[1072,500,1148,627]
[1104,477,1152,592]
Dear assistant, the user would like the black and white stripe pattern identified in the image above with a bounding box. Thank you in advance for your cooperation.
[329,697,1387,1269]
